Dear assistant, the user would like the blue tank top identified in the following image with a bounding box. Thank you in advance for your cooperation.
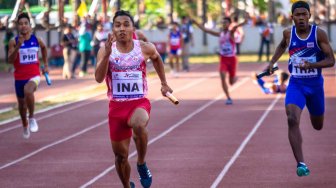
[288,25,324,85]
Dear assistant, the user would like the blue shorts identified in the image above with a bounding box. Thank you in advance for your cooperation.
[15,76,40,98]
[285,80,324,116]
[170,49,181,55]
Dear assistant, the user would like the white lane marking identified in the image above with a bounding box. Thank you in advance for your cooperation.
[0,74,218,170]
[80,77,249,188]
[0,119,108,170]
[210,94,281,188]
[0,94,104,133]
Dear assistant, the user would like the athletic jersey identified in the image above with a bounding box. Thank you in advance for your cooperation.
[14,34,40,80]
[169,31,181,50]
[219,31,235,57]
[106,40,147,101]
[288,25,324,85]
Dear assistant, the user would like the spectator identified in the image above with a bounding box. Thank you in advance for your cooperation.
[180,16,194,72]
[78,24,92,77]
[258,21,273,62]
[231,16,245,55]
[168,22,183,76]
[61,24,77,79]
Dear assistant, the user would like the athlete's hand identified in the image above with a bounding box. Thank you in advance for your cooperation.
[160,83,173,97]
[268,63,275,75]
[104,33,114,56]
[42,65,49,74]
[298,61,311,70]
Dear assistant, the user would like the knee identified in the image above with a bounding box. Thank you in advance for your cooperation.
[287,114,300,128]
[133,120,148,135]
[312,122,323,130]
[115,153,128,165]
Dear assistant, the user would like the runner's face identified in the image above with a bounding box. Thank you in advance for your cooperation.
[18,18,31,35]
[113,16,135,42]
[222,20,230,30]
[292,8,311,31]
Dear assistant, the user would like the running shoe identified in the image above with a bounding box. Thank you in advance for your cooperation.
[137,162,152,188]
[225,98,233,105]
[29,118,39,133]
[23,126,30,139]
[130,181,135,188]
[296,162,310,177]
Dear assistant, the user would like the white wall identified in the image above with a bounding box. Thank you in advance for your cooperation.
[1,24,335,60]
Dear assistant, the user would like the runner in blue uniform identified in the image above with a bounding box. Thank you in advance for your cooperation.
[267,1,335,177]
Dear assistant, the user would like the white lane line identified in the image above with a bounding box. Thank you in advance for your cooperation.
[0,78,160,121]
[210,94,281,188]
[80,77,249,188]
[0,74,218,170]
[0,94,104,133]
[0,77,162,126]
[0,119,108,170]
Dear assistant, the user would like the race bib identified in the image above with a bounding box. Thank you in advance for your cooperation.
[220,42,233,56]
[112,71,144,99]
[19,47,38,64]
[290,56,317,77]
[170,38,180,46]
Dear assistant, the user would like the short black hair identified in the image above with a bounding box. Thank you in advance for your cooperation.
[291,1,310,14]
[223,17,231,24]
[113,10,134,26]
[17,12,30,23]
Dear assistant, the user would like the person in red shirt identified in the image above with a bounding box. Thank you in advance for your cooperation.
[8,13,49,139]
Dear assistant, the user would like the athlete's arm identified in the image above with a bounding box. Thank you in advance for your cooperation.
[191,19,220,37]
[8,36,24,64]
[302,28,335,69]
[268,28,290,73]
[37,37,49,73]
[230,13,249,38]
[95,33,113,83]
[141,41,173,96]
[135,30,148,42]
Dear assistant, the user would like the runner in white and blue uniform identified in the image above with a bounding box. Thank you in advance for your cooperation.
[267,1,335,177]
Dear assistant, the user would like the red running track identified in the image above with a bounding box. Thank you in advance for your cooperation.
[0,62,335,188]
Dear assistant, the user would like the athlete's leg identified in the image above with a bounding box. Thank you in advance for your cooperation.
[309,115,324,130]
[17,97,28,127]
[306,86,325,130]
[220,71,231,100]
[175,56,180,72]
[112,138,132,188]
[286,104,304,163]
[129,108,150,164]
[168,53,174,71]
[24,81,37,119]
[228,56,238,85]
[129,107,152,187]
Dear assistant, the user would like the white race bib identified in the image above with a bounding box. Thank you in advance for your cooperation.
[291,56,318,77]
[170,38,180,46]
[19,47,39,64]
[220,42,233,56]
[112,71,144,99]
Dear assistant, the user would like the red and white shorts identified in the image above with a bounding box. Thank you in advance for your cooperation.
[108,98,151,141]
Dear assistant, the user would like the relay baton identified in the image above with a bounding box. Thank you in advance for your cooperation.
[256,66,279,79]
[165,92,179,105]
[41,66,52,86]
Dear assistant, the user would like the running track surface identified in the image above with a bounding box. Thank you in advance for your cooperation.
[0,62,335,188]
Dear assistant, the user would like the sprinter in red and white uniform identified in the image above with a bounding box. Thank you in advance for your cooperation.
[95,10,173,188]
[192,14,248,105]
[8,13,49,139]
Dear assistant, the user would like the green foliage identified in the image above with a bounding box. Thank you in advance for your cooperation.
[253,0,267,13]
